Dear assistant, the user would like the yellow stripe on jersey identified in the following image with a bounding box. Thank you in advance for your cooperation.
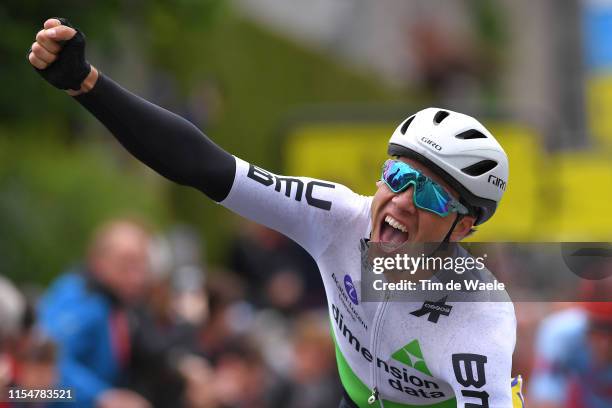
[512,375,526,408]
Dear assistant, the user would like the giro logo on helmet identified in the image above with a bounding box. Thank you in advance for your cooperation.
[487,175,507,191]
[420,137,442,151]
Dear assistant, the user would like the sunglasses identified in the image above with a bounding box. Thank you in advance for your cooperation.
[381,159,469,217]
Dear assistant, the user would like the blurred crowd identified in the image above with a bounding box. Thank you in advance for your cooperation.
[0,218,610,408]
[0,218,339,408]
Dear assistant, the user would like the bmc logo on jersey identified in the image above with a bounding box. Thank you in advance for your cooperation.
[452,353,489,407]
[247,164,335,210]
[343,275,359,305]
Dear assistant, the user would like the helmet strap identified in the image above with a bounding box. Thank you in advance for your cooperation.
[442,214,462,243]
[427,214,462,258]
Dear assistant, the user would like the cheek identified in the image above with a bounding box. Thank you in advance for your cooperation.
[371,187,390,219]
[370,188,394,239]
[417,212,453,238]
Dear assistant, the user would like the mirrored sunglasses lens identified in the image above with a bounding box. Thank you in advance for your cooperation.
[415,181,452,215]
[383,161,417,192]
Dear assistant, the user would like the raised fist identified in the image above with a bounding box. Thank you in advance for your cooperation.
[28,18,93,91]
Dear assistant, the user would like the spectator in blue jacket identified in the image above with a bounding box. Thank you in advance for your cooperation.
[529,280,612,408]
[38,219,152,408]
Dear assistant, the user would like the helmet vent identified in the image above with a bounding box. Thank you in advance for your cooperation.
[461,160,497,176]
[456,129,487,140]
[433,110,450,124]
[401,115,416,134]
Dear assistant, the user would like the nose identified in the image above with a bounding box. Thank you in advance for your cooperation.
[392,185,417,213]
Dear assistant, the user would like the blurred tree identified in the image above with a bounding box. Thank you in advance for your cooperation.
[1,1,120,125]
[1,0,225,127]
[0,131,168,284]
[143,0,227,88]
[467,0,509,104]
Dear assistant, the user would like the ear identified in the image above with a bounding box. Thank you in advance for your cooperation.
[376,180,384,188]
[450,215,476,242]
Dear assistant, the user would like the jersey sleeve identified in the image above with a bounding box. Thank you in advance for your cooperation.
[73,74,371,257]
[220,157,371,258]
[75,74,236,202]
[437,303,517,408]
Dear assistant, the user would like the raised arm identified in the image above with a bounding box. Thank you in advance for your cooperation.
[28,18,235,201]
[28,18,371,257]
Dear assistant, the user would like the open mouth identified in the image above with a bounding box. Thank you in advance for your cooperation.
[379,215,410,244]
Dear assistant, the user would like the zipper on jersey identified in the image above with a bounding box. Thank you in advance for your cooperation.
[368,291,391,407]
[368,387,379,405]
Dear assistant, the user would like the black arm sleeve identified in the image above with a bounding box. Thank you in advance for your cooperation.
[74,73,236,202]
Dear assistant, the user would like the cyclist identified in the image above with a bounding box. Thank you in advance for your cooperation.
[28,18,521,407]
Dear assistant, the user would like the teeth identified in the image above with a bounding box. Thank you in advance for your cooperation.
[385,215,408,233]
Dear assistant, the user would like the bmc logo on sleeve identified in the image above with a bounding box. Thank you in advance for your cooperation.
[452,353,489,408]
[247,164,335,210]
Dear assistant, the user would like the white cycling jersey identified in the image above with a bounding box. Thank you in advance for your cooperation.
[221,157,516,408]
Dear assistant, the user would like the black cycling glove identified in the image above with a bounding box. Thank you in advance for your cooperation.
[30,18,91,91]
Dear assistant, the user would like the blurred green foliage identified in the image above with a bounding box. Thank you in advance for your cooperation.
[0,129,168,284]
[1,0,225,124]
[468,0,508,103]
[1,1,398,283]
[2,0,119,123]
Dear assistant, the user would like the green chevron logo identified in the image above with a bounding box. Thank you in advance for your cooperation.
[391,339,432,376]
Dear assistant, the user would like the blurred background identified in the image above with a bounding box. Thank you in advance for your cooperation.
[1,0,611,407]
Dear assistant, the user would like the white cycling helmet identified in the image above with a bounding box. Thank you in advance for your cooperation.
[388,107,509,225]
